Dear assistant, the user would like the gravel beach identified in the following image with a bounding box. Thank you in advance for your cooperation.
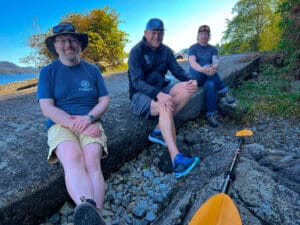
[38,113,299,225]
[1,77,299,225]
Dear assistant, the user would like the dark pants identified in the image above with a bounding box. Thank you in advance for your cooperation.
[193,72,228,117]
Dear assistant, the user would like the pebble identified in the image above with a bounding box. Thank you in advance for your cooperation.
[40,114,300,225]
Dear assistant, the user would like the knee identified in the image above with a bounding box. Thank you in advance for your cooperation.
[174,84,193,99]
[156,102,173,115]
[85,158,101,174]
[86,163,101,174]
[59,148,85,169]
[84,148,102,173]
[69,150,85,165]
[204,81,215,91]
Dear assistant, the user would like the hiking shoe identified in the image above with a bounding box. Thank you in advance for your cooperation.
[73,197,106,225]
[148,129,167,147]
[172,153,200,179]
[206,114,219,127]
[217,99,236,116]
[220,91,235,104]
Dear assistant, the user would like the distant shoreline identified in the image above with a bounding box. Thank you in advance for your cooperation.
[0,71,115,98]
[0,78,38,97]
[0,69,123,98]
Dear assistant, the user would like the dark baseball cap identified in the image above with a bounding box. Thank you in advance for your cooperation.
[198,25,210,33]
[145,18,165,30]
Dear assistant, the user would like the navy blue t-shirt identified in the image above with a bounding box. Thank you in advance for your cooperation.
[37,59,108,129]
[188,44,218,76]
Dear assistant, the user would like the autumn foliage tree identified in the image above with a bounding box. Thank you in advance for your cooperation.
[21,7,128,71]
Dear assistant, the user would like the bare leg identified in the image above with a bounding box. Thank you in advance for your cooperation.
[170,82,194,115]
[152,82,195,161]
[82,143,105,209]
[154,82,194,130]
[157,106,179,161]
[55,141,94,205]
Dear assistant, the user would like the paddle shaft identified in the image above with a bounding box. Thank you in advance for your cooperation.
[189,130,253,225]
[221,137,245,194]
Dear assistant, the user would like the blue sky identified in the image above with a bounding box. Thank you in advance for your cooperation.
[0,0,238,67]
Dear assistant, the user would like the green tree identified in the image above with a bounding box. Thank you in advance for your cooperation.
[21,7,129,71]
[277,0,300,79]
[277,0,299,52]
[221,0,282,55]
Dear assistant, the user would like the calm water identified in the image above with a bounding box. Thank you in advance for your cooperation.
[0,74,39,85]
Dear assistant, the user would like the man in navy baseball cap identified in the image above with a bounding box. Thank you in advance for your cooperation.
[145,18,165,30]
[127,18,200,179]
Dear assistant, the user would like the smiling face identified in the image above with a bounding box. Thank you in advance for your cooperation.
[197,31,210,46]
[54,34,81,64]
[144,29,164,49]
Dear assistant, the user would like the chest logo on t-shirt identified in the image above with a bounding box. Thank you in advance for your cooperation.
[78,80,93,92]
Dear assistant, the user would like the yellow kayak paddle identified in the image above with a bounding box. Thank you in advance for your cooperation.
[189,129,253,225]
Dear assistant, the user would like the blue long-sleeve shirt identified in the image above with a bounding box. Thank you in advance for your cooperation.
[128,37,193,100]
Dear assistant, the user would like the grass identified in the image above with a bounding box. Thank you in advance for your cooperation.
[232,64,300,123]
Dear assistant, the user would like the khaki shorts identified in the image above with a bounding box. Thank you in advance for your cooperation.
[47,122,108,164]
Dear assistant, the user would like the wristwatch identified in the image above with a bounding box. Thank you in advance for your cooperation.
[88,114,96,123]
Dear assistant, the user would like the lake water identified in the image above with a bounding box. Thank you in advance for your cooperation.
[0,74,39,85]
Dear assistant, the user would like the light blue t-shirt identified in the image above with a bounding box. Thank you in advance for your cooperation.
[37,59,109,129]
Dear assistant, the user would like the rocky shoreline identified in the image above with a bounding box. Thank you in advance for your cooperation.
[0,78,38,99]
[1,75,299,225]
[40,114,300,225]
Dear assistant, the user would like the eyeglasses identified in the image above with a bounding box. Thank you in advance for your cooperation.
[53,24,75,33]
[55,38,79,45]
[198,26,210,32]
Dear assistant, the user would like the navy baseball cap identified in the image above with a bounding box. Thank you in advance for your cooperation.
[146,18,165,30]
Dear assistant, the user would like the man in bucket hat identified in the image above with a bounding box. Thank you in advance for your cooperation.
[128,18,200,179]
[38,22,109,225]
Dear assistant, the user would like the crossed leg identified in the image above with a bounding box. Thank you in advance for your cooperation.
[150,82,195,161]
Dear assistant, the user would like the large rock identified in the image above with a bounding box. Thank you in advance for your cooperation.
[153,143,299,225]
[0,53,260,224]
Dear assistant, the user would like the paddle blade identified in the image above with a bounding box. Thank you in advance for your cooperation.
[235,129,253,137]
[189,193,242,225]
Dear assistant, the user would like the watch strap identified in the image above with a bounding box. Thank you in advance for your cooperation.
[88,114,96,123]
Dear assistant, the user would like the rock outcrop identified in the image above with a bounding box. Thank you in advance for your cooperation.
[0,53,260,225]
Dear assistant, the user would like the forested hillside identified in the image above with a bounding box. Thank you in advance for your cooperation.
[0,61,38,74]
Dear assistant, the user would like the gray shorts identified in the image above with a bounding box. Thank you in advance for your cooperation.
[131,84,174,119]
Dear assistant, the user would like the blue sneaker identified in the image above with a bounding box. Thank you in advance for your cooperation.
[172,153,200,179]
[148,129,167,147]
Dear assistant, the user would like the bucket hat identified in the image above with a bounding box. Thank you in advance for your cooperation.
[45,22,88,57]
[146,18,165,31]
